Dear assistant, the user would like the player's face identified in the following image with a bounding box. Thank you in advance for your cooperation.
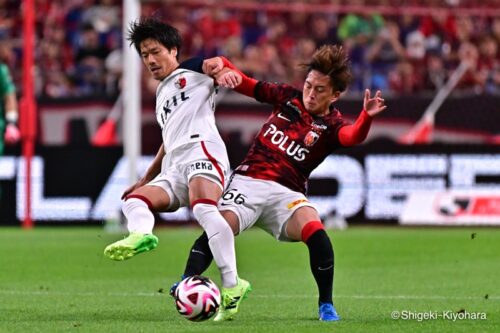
[302,70,340,116]
[139,38,179,81]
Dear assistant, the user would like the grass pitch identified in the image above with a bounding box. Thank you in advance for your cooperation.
[0,226,499,333]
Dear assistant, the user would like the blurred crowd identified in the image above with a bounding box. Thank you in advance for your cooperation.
[0,0,499,98]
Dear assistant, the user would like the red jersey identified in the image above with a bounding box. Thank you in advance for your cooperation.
[234,81,350,194]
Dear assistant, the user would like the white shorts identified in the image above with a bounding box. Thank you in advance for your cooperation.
[218,174,316,241]
[147,141,229,211]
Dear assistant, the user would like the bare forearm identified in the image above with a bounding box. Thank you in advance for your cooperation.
[5,93,18,123]
[5,93,17,111]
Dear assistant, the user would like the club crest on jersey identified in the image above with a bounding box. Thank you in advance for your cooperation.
[304,131,320,147]
[304,122,327,147]
[175,76,187,89]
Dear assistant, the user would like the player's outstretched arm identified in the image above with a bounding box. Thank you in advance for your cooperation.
[214,68,242,89]
[206,56,258,97]
[202,57,224,76]
[202,57,243,89]
[207,56,297,105]
[338,89,387,146]
[121,144,165,199]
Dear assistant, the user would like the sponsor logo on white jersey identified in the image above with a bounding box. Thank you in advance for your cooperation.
[157,92,190,128]
[188,161,213,174]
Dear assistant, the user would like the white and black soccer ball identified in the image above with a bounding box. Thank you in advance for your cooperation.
[174,275,220,321]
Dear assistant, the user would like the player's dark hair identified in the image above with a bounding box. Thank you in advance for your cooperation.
[127,17,182,59]
[301,45,352,93]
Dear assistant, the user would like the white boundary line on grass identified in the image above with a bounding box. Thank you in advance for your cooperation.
[0,290,497,300]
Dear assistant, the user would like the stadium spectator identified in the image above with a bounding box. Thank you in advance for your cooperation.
[394,29,427,92]
[491,17,500,44]
[284,11,310,40]
[477,35,500,93]
[74,23,110,63]
[44,70,74,98]
[73,23,110,96]
[398,14,421,43]
[337,8,384,46]
[366,20,406,90]
[423,51,447,90]
[456,41,481,89]
[81,0,120,40]
[289,37,317,87]
[419,12,457,50]
[173,45,387,322]
[104,47,122,95]
[337,2,385,91]
[309,14,339,48]
[0,0,18,39]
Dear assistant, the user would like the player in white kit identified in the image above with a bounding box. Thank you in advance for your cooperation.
[103,18,250,320]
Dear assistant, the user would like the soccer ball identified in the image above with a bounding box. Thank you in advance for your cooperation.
[174,275,221,321]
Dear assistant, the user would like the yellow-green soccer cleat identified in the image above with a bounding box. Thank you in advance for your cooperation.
[103,232,158,261]
[214,277,252,322]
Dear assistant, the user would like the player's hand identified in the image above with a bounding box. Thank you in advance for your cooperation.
[363,89,387,117]
[121,179,146,200]
[215,68,242,89]
[4,123,20,144]
[202,57,224,76]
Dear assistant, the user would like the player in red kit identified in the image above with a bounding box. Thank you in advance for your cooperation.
[171,45,387,321]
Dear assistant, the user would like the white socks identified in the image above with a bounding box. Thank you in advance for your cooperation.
[122,197,238,288]
[122,197,155,234]
[192,202,238,288]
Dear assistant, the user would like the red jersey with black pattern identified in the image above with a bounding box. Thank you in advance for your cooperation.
[234,81,350,194]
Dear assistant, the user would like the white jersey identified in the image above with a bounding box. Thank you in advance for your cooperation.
[155,58,225,154]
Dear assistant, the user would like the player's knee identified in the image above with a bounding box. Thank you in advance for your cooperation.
[303,224,334,267]
[192,199,218,222]
[122,195,153,215]
[192,200,232,238]
[301,220,325,243]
